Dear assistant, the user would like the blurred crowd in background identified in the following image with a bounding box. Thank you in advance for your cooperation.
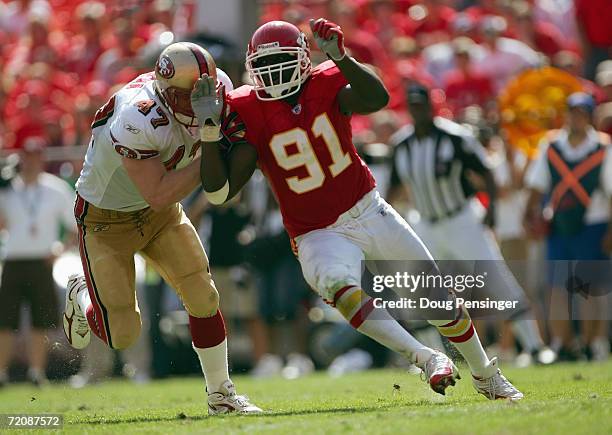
[0,0,611,387]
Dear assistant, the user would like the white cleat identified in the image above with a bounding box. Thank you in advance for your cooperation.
[208,380,263,415]
[472,357,524,400]
[63,274,91,349]
[420,350,461,396]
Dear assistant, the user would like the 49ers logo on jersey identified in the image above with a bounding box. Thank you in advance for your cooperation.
[156,55,175,79]
[111,131,159,160]
[114,144,159,160]
[114,144,138,159]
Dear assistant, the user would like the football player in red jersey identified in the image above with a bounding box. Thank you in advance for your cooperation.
[193,19,522,400]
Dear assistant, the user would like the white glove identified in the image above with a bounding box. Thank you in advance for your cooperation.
[190,74,225,142]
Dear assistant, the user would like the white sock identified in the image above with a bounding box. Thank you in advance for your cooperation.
[333,287,434,365]
[511,319,544,353]
[446,334,491,377]
[356,309,434,366]
[429,308,490,377]
[193,338,230,394]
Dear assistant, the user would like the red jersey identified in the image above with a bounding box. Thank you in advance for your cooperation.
[225,61,376,238]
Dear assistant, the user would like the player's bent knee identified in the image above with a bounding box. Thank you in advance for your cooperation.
[110,309,141,350]
[323,279,360,305]
[179,272,220,318]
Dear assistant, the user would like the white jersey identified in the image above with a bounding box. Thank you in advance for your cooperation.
[76,69,233,211]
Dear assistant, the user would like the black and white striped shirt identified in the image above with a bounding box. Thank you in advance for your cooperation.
[390,117,490,222]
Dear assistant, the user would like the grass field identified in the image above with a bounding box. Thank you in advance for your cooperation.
[1,361,611,434]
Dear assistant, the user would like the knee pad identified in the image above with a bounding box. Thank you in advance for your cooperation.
[314,267,361,304]
[178,270,220,318]
[109,307,141,350]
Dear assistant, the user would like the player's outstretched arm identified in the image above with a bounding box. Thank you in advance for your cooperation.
[191,73,258,204]
[200,140,258,205]
[123,156,201,211]
[310,18,389,115]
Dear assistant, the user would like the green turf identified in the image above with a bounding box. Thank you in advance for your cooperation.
[0,361,610,434]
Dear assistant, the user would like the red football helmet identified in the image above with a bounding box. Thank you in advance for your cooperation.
[246,21,311,101]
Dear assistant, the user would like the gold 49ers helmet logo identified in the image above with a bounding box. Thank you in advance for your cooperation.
[156,55,175,79]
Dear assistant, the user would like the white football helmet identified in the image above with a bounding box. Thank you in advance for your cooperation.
[154,42,220,128]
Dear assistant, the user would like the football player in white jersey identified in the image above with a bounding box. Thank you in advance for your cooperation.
[63,42,261,414]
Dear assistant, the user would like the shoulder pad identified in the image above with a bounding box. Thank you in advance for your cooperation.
[113,101,156,138]
[228,85,256,101]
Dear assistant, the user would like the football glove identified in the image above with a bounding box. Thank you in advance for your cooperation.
[191,74,226,142]
[310,18,346,61]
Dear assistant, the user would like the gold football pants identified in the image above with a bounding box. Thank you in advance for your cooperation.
[74,194,218,349]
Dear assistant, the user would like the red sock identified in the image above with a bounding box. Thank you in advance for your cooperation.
[189,310,226,348]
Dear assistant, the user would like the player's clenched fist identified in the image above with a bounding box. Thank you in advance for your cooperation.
[309,18,346,61]
[191,73,226,142]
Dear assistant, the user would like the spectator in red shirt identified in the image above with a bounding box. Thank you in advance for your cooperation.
[464,0,511,23]
[511,1,565,58]
[387,36,435,112]
[552,51,606,104]
[3,79,50,149]
[330,1,388,67]
[443,37,494,115]
[474,15,540,92]
[575,0,612,80]
[94,17,142,85]
[64,2,106,83]
[0,0,51,43]
[362,0,414,46]
[409,0,456,46]
[4,14,62,87]
[533,0,579,51]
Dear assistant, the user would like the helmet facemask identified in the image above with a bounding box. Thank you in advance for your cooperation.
[246,46,311,101]
[155,83,197,128]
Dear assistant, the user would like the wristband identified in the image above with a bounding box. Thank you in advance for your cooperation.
[199,125,222,142]
[205,180,229,205]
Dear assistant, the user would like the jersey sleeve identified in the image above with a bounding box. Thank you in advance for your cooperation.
[220,108,250,150]
[222,89,262,154]
[459,135,490,174]
[108,103,166,160]
[312,61,350,109]
[316,60,349,88]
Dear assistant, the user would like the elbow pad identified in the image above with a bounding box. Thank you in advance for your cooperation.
[205,181,229,205]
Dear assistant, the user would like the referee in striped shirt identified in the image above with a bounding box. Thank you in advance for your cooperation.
[388,84,496,226]
[388,84,555,366]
